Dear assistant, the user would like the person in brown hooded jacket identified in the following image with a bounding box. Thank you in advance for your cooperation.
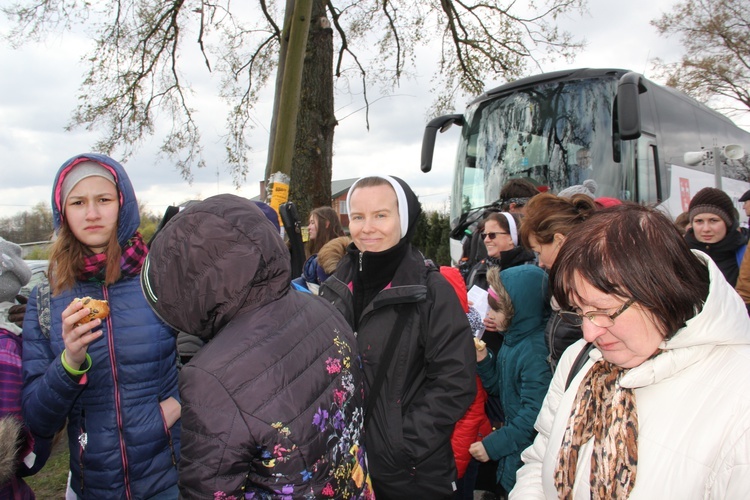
[142,194,373,499]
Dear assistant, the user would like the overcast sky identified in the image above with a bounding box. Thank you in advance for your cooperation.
[1,0,747,219]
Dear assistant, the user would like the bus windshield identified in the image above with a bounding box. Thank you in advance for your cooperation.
[451,76,633,222]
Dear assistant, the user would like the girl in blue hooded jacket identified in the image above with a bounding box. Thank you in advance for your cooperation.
[22,154,180,499]
[469,265,551,498]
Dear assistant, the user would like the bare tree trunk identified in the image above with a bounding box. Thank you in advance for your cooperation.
[289,0,336,221]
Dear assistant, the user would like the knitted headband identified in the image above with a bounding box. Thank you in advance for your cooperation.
[59,161,117,210]
[0,237,32,303]
[689,205,733,227]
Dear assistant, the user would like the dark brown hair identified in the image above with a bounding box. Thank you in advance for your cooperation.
[550,204,709,339]
[499,178,539,210]
[481,212,518,235]
[307,206,345,256]
[520,193,597,247]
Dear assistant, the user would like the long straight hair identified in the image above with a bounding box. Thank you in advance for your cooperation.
[48,223,122,295]
[307,206,345,256]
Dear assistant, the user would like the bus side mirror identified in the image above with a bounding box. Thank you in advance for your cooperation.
[421,114,464,172]
[617,72,647,140]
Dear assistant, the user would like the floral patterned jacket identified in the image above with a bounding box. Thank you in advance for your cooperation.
[142,194,373,499]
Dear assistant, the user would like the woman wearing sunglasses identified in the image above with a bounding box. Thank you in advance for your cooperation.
[511,204,750,498]
[466,213,535,292]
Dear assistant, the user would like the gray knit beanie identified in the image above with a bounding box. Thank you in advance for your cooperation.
[0,238,31,303]
[60,161,116,210]
[688,187,736,228]
[558,179,598,199]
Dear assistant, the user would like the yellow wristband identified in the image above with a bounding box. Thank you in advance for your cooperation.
[61,350,92,376]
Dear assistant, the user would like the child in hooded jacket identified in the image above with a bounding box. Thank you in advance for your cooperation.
[469,265,551,498]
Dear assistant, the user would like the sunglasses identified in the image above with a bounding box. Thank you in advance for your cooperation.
[481,231,509,240]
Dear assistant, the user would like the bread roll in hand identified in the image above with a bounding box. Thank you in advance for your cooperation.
[71,297,110,326]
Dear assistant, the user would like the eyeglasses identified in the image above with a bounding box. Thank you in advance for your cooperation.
[558,299,635,328]
[481,231,509,240]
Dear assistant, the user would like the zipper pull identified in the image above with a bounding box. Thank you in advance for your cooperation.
[359,252,363,272]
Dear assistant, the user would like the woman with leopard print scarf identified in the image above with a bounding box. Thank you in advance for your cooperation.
[511,204,750,499]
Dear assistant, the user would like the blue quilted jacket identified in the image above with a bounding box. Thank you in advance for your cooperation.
[22,154,180,499]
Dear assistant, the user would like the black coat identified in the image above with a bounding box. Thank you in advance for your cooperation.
[685,226,747,286]
[465,246,536,291]
[544,313,583,373]
[320,245,476,499]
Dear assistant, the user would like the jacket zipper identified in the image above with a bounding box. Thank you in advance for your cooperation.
[103,286,133,499]
[79,409,86,494]
[359,252,363,271]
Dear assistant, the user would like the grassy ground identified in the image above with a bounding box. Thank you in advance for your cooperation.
[25,431,69,498]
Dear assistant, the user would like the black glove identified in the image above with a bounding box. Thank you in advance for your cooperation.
[8,294,28,328]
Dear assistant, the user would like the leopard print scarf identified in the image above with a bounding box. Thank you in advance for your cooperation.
[555,358,638,499]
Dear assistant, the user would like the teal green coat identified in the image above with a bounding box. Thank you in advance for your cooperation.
[476,265,551,492]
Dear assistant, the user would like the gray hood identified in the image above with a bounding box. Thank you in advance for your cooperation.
[141,194,291,341]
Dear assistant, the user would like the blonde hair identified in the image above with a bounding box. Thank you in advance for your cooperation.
[48,223,122,295]
[486,266,514,326]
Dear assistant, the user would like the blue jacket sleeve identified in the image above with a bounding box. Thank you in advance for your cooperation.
[22,289,85,439]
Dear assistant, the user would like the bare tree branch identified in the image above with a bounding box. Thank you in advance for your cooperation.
[2,0,587,182]
[652,0,750,112]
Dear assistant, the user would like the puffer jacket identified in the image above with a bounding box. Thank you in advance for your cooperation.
[141,194,372,499]
[319,245,476,498]
[22,153,180,499]
[476,265,551,493]
[512,252,750,498]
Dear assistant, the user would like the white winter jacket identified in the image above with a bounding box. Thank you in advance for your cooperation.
[511,252,750,499]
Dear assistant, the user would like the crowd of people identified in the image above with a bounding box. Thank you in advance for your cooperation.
[1,153,750,499]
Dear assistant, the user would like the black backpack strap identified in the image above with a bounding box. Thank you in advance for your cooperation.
[279,202,305,279]
[565,342,595,391]
[36,280,51,339]
[364,305,411,428]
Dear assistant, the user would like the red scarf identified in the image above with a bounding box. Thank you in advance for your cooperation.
[78,232,148,282]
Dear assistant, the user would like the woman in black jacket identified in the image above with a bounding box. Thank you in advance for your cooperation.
[320,175,476,499]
